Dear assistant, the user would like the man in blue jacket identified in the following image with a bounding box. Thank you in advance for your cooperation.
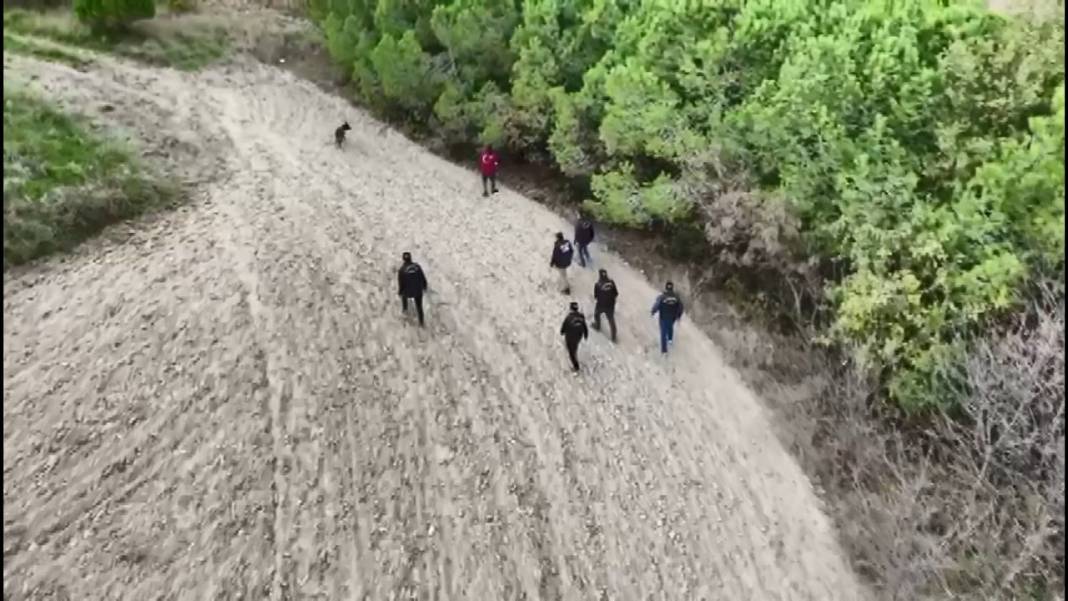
[650,281,684,354]
[573,214,595,268]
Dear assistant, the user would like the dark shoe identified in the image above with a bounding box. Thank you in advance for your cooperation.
[562,288,571,295]
[492,188,499,194]
[483,191,489,197]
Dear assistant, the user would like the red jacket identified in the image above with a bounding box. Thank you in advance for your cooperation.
[480,149,500,176]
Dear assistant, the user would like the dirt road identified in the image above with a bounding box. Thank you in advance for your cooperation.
[3,52,867,600]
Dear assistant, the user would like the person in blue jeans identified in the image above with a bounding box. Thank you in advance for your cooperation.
[573,214,595,268]
[650,281,684,354]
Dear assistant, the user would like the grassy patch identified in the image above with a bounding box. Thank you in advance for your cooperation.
[3,88,178,268]
[118,26,228,70]
[2,32,92,68]
[3,8,228,70]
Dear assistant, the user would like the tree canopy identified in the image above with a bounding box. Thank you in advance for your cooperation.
[316,0,1065,412]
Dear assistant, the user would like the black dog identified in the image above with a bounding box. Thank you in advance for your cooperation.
[334,121,352,148]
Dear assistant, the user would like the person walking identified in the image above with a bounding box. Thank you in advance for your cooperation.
[479,144,500,197]
[574,213,595,268]
[592,268,619,342]
[559,301,589,372]
[549,232,575,295]
[398,251,429,327]
[650,281,684,354]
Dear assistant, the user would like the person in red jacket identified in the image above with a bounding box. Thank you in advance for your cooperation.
[479,144,500,197]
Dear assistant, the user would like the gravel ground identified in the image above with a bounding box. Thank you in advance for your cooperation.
[3,52,868,601]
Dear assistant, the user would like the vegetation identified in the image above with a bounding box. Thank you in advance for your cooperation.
[310,0,1064,596]
[314,0,1064,414]
[2,30,92,67]
[73,0,155,32]
[3,88,178,268]
[3,8,228,70]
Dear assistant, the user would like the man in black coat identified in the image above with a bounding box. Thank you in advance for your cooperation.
[650,281,685,353]
[549,232,575,295]
[592,268,619,342]
[398,251,429,327]
[574,214,595,268]
[559,301,589,372]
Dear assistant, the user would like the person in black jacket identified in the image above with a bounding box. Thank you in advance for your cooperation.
[549,232,575,295]
[650,281,684,353]
[574,213,595,268]
[559,301,589,372]
[397,252,428,327]
[592,268,619,342]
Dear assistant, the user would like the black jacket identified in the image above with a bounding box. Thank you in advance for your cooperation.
[550,239,574,269]
[574,219,595,245]
[560,310,589,340]
[594,278,619,308]
[398,261,428,297]
[652,291,684,321]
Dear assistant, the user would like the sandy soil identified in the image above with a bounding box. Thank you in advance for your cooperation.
[3,51,868,600]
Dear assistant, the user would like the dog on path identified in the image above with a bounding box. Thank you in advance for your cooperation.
[334,121,351,148]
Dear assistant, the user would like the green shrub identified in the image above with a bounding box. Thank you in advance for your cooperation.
[73,0,155,31]
[369,31,440,116]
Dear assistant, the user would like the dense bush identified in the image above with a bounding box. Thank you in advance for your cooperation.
[73,0,154,31]
[315,0,1064,414]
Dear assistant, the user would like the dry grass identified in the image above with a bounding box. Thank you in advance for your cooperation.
[3,8,229,70]
[712,273,1064,600]
[988,0,1065,20]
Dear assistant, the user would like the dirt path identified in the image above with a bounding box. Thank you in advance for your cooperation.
[3,52,868,600]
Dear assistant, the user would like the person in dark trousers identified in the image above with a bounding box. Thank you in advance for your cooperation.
[560,301,589,372]
[650,281,684,354]
[549,232,575,295]
[479,145,500,197]
[574,213,595,268]
[398,251,429,327]
[592,268,619,342]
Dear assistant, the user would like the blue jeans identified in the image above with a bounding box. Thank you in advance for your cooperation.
[577,243,592,267]
[659,317,676,353]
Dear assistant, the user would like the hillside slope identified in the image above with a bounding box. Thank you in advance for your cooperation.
[3,52,867,600]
